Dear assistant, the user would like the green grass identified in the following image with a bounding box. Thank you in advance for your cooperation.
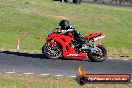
[0,74,132,88]
[0,0,132,56]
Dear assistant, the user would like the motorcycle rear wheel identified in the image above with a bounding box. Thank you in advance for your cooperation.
[42,43,62,59]
[88,45,107,62]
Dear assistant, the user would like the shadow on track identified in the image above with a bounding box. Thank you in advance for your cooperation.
[0,50,45,59]
[0,50,91,61]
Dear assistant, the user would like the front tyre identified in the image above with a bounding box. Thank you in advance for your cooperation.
[88,45,107,62]
[42,43,62,59]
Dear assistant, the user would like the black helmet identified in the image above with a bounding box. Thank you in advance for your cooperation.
[59,20,70,29]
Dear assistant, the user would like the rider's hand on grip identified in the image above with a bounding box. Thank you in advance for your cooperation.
[54,30,61,34]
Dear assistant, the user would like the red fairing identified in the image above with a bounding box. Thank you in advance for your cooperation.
[46,29,88,59]
[84,32,103,39]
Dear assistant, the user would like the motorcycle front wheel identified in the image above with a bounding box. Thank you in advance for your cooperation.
[88,45,107,62]
[42,43,62,59]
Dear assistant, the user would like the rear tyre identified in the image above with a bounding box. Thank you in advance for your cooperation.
[88,45,107,62]
[42,43,62,59]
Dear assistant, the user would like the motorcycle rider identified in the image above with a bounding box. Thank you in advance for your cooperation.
[56,20,88,50]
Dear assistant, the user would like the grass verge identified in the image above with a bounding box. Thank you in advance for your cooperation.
[0,74,131,88]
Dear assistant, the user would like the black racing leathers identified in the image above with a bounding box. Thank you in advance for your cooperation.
[58,26,87,48]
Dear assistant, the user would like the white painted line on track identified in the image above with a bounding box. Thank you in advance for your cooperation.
[2,71,132,82]
[68,76,76,78]
[5,72,16,74]
[54,75,64,77]
[124,59,128,60]
[23,73,34,75]
[39,74,50,76]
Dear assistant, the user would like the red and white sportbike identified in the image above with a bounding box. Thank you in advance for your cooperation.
[42,28,107,62]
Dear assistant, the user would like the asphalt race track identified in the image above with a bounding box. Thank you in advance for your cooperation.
[0,50,132,77]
